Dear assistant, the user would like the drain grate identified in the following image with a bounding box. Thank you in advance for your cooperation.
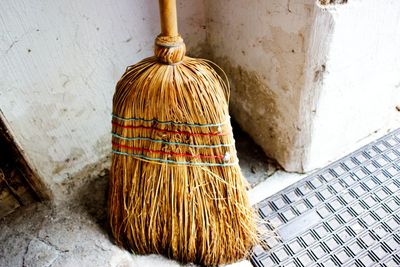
[251,129,400,267]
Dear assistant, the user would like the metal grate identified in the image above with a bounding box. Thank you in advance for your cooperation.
[251,129,400,267]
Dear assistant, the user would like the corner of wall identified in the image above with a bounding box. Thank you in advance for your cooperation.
[295,4,336,172]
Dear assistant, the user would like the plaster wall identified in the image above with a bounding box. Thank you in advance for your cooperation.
[2,0,400,201]
[206,0,400,172]
[307,0,400,170]
[206,0,316,171]
[0,0,207,199]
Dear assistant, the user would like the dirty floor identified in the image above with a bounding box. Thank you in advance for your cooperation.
[0,123,289,267]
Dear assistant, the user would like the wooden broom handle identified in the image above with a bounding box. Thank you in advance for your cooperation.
[159,0,179,37]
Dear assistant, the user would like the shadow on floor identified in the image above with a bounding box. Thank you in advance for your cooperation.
[232,120,280,187]
[74,171,109,227]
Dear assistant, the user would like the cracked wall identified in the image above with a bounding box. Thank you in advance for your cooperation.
[0,0,207,200]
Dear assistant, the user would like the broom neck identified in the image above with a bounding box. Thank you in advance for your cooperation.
[155,0,186,64]
[159,0,179,37]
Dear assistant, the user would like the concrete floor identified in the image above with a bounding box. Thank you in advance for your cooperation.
[0,124,303,267]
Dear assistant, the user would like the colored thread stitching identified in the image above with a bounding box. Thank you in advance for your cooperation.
[112,142,225,159]
[112,114,226,127]
[111,133,234,148]
[112,122,225,137]
[112,150,238,167]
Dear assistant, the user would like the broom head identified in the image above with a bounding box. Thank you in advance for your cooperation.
[108,35,258,266]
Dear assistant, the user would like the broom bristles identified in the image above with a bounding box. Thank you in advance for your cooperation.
[108,36,259,266]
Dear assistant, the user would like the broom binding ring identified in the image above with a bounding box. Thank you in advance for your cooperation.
[154,35,186,64]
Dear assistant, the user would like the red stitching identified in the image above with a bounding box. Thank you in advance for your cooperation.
[112,122,225,137]
[112,142,225,159]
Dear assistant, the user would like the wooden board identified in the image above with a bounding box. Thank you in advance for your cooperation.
[0,117,48,218]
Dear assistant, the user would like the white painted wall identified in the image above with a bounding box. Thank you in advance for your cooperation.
[0,0,206,199]
[206,0,400,172]
[2,0,400,199]
[306,0,400,170]
[206,0,316,171]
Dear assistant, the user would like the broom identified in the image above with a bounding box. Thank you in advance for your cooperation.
[108,0,258,265]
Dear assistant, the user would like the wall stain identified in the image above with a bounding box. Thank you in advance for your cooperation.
[185,41,211,59]
[49,154,111,204]
[95,133,111,155]
[52,147,85,175]
[260,27,307,96]
[313,64,326,82]
[208,56,292,166]
[319,0,348,5]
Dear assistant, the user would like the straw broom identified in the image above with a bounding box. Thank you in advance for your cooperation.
[108,0,258,265]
